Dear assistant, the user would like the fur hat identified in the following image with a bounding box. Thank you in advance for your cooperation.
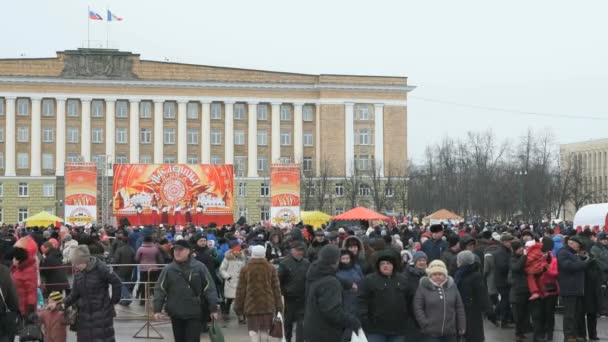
[457,250,476,267]
[426,259,448,277]
[251,245,266,259]
[413,251,428,264]
[71,245,91,265]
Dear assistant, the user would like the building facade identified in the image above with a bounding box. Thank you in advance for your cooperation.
[0,48,413,224]
[560,138,608,219]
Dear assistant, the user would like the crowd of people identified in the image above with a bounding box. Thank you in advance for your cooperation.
[0,219,606,342]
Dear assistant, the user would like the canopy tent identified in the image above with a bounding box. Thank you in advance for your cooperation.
[25,211,64,227]
[331,207,389,221]
[301,211,332,228]
[422,209,464,224]
[573,203,608,232]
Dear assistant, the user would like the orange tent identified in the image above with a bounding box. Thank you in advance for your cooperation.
[422,209,463,223]
[331,207,389,221]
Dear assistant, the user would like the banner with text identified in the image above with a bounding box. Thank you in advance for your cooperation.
[270,163,301,226]
[65,163,98,226]
[113,164,234,226]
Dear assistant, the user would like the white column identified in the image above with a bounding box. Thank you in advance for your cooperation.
[271,102,281,163]
[177,100,187,164]
[247,102,258,177]
[4,97,16,176]
[105,99,116,173]
[153,100,164,164]
[80,98,91,162]
[315,103,321,176]
[344,102,354,176]
[224,101,234,165]
[201,101,211,164]
[374,103,384,177]
[55,98,66,176]
[129,100,140,163]
[30,98,42,177]
[294,103,304,164]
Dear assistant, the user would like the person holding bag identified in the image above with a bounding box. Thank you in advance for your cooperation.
[0,263,20,342]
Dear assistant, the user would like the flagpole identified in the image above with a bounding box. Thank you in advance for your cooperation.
[87,5,91,48]
[106,6,109,48]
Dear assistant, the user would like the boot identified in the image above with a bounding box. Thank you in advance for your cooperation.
[565,336,577,342]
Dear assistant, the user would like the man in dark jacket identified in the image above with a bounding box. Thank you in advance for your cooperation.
[0,226,16,268]
[307,230,328,262]
[441,235,460,276]
[558,235,588,342]
[304,244,360,342]
[153,240,219,342]
[509,241,529,342]
[0,263,19,342]
[278,241,310,342]
[112,231,136,305]
[493,232,514,328]
[421,224,447,262]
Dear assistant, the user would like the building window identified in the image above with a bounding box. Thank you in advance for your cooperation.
[42,183,54,197]
[164,128,175,144]
[67,127,79,143]
[356,104,372,121]
[187,156,199,164]
[260,183,270,197]
[211,103,222,120]
[280,130,291,146]
[116,100,128,118]
[17,98,29,116]
[257,157,268,171]
[257,104,268,120]
[334,207,345,215]
[237,182,247,197]
[67,99,79,117]
[42,127,53,143]
[187,128,199,145]
[335,183,344,197]
[140,101,152,118]
[140,155,152,164]
[385,184,394,197]
[17,153,28,169]
[257,130,268,146]
[42,99,55,117]
[238,206,248,219]
[211,128,222,145]
[92,128,103,144]
[18,208,28,222]
[67,153,79,162]
[140,128,152,144]
[162,155,175,163]
[0,208,3,223]
[42,153,54,170]
[234,130,245,145]
[0,128,3,143]
[235,156,246,176]
[0,98,4,115]
[116,154,128,164]
[303,132,313,146]
[92,100,104,118]
[260,206,270,221]
[0,184,3,197]
[0,153,3,169]
[234,103,245,120]
[303,157,313,171]
[18,182,28,197]
[17,126,28,142]
[211,155,221,165]
[187,102,199,120]
[280,157,291,164]
[303,105,314,122]
[355,129,373,146]
[358,183,371,196]
[116,128,128,144]
[280,105,291,121]
[163,102,176,119]
[357,155,370,171]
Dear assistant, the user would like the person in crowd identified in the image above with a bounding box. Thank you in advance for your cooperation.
[192,233,221,296]
[61,233,78,265]
[0,262,19,342]
[510,240,530,342]
[304,244,361,342]
[421,224,448,262]
[344,235,371,274]
[278,241,310,342]
[153,239,219,342]
[336,250,364,314]
[219,244,246,321]
[552,234,564,256]
[455,250,490,342]
[483,235,500,326]
[358,250,409,342]
[558,235,589,342]
[536,237,559,342]
[40,291,68,342]
[265,231,284,263]
[493,232,514,328]
[63,245,122,342]
[403,251,427,340]
[414,259,466,342]
[441,235,460,276]
[234,245,283,342]
[11,235,39,317]
[525,241,548,301]
[158,239,173,264]
[474,230,493,264]
[0,226,17,268]
[40,242,70,298]
[135,235,164,306]
[112,229,136,306]
[307,230,328,262]
[591,232,608,279]
[584,242,602,341]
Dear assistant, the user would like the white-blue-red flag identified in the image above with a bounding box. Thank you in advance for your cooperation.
[88,10,103,20]
[107,10,123,22]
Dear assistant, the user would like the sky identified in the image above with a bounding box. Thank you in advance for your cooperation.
[2,0,607,163]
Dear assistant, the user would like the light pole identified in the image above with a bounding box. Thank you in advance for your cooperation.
[515,170,527,218]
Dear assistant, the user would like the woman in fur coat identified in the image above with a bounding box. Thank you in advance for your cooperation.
[219,245,246,320]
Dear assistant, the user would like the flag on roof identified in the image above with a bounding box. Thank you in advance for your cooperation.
[107,10,123,22]
[88,10,103,20]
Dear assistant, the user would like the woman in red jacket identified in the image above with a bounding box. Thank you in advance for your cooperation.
[10,235,39,316]
[529,238,560,342]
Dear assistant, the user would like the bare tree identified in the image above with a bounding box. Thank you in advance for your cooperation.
[315,159,332,212]
[369,158,386,212]
[344,162,361,210]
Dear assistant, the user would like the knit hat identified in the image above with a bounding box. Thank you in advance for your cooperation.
[48,291,64,303]
[541,237,555,252]
[500,233,514,241]
[457,250,476,267]
[492,232,501,242]
[426,259,448,277]
[314,229,325,237]
[318,244,340,265]
[413,251,428,264]
[429,224,444,233]
[251,245,266,259]
[71,245,91,265]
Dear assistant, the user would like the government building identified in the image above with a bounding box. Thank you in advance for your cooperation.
[0,48,413,224]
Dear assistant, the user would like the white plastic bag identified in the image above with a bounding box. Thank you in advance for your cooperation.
[350,328,368,342]
[276,312,287,342]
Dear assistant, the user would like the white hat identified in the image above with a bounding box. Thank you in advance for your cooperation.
[492,232,501,242]
[251,245,266,259]
[525,240,536,249]
[338,228,346,234]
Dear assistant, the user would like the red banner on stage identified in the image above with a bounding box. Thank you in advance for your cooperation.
[112,164,234,226]
[65,163,98,226]
[270,163,301,225]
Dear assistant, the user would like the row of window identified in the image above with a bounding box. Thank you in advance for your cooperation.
[233,181,393,199]
[0,182,54,197]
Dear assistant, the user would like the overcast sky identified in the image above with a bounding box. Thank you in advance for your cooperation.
[3,0,607,162]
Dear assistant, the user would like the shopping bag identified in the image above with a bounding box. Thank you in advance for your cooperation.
[19,314,43,342]
[269,312,285,339]
[350,328,368,342]
[209,319,225,342]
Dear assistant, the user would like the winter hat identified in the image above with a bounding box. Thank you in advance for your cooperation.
[71,245,91,265]
[251,245,266,259]
[511,241,523,253]
[525,240,536,249]
[318,244,341,265]
[492,232,501,242]
[426,259,448,277]
[500,233,515,242]
[338,228,346,234]
[597,232,608,241]
[447,235,460,248]
[173,239,189,250]
[48,291,64,303]
[429,224,444,233]
[48,238,59,249]
[413,251,428,264]
[457,250,476,267]
[541,237,555,252]
[401,250,413,264]
[314,229,325,237]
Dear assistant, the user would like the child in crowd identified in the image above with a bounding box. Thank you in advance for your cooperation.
[39,291,68,342]
[525,241,548,300]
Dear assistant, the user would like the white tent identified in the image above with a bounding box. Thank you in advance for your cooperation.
[573,203,608,230]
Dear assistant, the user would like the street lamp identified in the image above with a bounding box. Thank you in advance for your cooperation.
[515,170,528,217]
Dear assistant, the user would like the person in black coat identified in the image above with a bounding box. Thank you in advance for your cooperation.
[584,254,602,340]
[403,251,427,341]
[278,241,310,342]
[40,242,70,298]
[558,235,589,342]
[0,263,20,342]
[493,233,514,328]
[455,251,490,342]
[509,241,529,342]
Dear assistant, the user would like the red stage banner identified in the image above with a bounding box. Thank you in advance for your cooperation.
[112,164,234,226]
[270,163,301,225]
[65,162,98,226]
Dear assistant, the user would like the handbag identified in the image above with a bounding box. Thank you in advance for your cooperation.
[0,287,22,336]
[19,314,43,342]
[208,319,225,342]
[269,312,285,339]
[350,328,368,342]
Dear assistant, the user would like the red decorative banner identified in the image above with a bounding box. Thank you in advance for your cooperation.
[65,163,98,226]
[270,164,300,225]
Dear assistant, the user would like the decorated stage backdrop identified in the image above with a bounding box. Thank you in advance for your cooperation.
[270,163,301,225]
[113,164,234,226]
[65,162,98,226]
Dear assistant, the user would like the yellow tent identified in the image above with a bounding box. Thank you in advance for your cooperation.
[301,211,331,228]
[25,211,64,227]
